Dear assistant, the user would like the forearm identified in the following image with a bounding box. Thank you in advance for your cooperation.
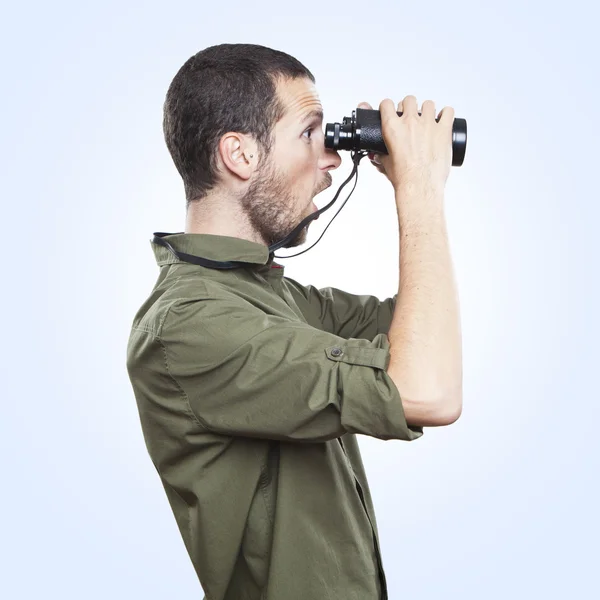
[387,182,463,426]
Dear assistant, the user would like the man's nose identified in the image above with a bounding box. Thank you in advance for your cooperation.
[320,147,342,171]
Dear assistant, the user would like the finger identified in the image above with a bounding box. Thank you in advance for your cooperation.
[438,105,455,124]
[369,152,382,165]
[421,99,436,120]
[402,95,418,116]
[373,158,386,173]
[379,98,396,121]
[357,102,373,110]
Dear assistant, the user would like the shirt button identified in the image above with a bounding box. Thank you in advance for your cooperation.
[331,347,343,357]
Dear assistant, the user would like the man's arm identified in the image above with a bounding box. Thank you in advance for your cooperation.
[387,182,463,427]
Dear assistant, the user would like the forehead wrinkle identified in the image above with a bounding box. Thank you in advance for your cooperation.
[286,90,321,115]
[299,108,324,124]
[275,79,322,127]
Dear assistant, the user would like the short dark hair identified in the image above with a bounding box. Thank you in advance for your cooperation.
[163,43,315,208]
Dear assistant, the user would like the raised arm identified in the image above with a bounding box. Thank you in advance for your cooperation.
[363,95,463,427]
[387,186,462,426]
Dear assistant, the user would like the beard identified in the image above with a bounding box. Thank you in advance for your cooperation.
[240,158,329,249]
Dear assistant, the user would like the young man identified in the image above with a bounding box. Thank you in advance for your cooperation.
[126,43,462,600]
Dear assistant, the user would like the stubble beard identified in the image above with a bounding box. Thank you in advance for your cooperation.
[240,159,310,249]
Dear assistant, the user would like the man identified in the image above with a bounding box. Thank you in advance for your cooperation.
[126,43,462,600]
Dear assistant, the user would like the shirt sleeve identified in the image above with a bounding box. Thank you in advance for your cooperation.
[284,276,397,338]
[159,291,422,443]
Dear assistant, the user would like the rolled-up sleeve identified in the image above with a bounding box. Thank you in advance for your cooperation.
[284,276,398,338]
[159,293,422,443]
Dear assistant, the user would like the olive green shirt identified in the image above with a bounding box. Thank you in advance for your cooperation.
[126,233,424,600]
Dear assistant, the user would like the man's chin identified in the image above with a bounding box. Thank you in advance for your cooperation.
[283,227,308,249]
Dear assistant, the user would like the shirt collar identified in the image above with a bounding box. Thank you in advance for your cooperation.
[150,232,283,270]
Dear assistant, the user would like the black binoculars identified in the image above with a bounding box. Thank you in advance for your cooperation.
[325,108,467,167]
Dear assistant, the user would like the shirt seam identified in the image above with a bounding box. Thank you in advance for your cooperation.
[156,336,210,431]
[155,276,184,337]
[131,324,157,335]
[259,442,278,527]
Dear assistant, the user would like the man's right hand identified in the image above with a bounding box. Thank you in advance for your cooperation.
[373,95,455,198]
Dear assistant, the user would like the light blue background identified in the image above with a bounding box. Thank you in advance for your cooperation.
[2,0,597,598]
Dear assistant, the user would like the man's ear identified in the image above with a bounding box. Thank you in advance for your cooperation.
[218,133,257,181]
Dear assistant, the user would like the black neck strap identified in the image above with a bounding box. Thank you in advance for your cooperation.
[152,232,264,270]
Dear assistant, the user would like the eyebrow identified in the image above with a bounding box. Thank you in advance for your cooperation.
[300,109,324,124]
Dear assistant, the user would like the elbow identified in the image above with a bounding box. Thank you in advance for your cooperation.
[439,400,462,425]
[434,390,462,425]
[431,376,463,425]
[390,365,463,427]
[402,392,462,427]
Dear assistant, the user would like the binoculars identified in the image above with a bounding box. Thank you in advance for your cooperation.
[325,108,467,167]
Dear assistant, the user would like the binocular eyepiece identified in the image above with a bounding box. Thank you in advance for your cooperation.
[325,108,467,167]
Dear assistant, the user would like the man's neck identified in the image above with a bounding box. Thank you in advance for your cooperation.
[185,201,266,247]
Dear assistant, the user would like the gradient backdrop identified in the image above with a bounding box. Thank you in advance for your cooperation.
[2,0,598,598]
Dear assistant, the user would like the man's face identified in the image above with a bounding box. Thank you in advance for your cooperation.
[240,77,342,249]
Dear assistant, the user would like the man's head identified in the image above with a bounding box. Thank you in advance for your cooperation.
[163,43,341,248]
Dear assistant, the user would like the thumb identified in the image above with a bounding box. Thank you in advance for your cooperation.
[357,102,372,110]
